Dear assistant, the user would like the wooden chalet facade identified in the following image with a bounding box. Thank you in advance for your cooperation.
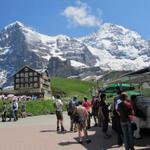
[13,66,51,98]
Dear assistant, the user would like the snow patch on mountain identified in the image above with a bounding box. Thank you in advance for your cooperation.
[79,23,150,70]
[70,60,88,68]
[0,21,150,87]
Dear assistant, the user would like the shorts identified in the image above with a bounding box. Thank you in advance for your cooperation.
[78,120,87,130]
[56,111,63,120]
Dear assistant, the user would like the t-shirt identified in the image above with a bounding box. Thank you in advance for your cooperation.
[77,105,88,121]
[118,101,132,122]
[55,99,63,112]
[83,100,91,112]
[12,102,18,111]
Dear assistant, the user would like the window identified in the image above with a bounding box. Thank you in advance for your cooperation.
[29,72,33,76]
[25,78,28,82]
[24,67,29,71]
[20,73,24,77]
[29,77,33,82]
[34,77,38,81]
[34,83,38,88]
[21,84,24,88]
[25,73,28,77]
[16,74,19,77]
[21,78,24,82]
[29,83,33,88]
[25,83,28,88]
[34,72,37,76]
[15,79,19,83]
[16,84,19,89]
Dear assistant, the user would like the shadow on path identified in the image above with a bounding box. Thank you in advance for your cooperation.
[58,125,150,150]
[59,141,79,146]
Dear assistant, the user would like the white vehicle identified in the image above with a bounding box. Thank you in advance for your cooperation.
[136,95,150,129]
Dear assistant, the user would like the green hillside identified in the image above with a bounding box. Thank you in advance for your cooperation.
[51,77,96,100]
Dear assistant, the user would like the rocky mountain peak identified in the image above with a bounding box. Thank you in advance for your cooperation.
[0,21,150,87]
[4,21,25,31]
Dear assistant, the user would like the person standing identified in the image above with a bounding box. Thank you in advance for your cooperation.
[90,86,97,101]
[100,93,111,138]
[21,102,26,118]
[112,90,123,146]
[13,100,18,121]
[82,97,91,129]
[91,96,99,127]
[67,99,77,132]
[72,96,78,106]
[54,95,66,132]
[118,93,135,150]
[76,101,91,144]
[2,102,7,122]
[8,101,13,121]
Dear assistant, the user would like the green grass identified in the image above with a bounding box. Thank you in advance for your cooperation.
[0,100,55,116]
[51,77,96,100]
[25,100,55,116]
[0,77,96,116]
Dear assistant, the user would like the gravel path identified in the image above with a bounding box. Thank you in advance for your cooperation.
[0,113,150,150]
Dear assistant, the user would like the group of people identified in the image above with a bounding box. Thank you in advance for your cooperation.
[1,100,26,122]
[53,88,147,149]
[53,93,111,144]
[112,89,146,150]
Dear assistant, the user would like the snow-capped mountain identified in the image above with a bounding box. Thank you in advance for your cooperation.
[0,21,97,86]
[79,23,150,70]
[0,21,150,87]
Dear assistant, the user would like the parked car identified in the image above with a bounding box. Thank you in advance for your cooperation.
[136,95,150,129]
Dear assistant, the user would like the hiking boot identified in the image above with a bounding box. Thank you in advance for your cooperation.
[57,127,59,131]
[61,126,66,132]
[78,140,83,144]
[94,123,98,127]
[104,134,111,139]
[86,139,91,144]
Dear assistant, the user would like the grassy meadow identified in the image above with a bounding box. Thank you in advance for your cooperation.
[0,77,96,116]
[51,77,96,100]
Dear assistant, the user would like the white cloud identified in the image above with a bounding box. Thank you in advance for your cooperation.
[62,1,102,27]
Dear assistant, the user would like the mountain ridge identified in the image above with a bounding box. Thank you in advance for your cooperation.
[0,21,149,87]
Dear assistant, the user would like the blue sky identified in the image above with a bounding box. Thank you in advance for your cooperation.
[0,0,150,39]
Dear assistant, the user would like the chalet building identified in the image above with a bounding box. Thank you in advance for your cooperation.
[13,66,51,98]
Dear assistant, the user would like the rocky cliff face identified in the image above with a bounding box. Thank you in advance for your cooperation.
[0,21,150,87]
[0,21,97,86]
[79,23,150,71]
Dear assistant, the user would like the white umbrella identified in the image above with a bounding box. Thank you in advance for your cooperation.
[7,94,15,98]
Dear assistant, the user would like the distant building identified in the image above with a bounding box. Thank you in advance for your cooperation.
[13,66,51,98]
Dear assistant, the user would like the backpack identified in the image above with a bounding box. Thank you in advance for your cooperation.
[13,103,17,109]
[67,101,75,116]
[73,112,81,123]
[92,99,99,109]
